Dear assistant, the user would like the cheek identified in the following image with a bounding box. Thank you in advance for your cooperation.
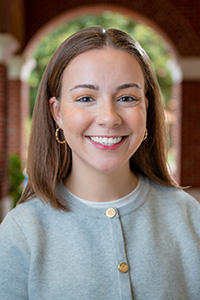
[138,105,147,121]
[61,107,91,135]
[126,106,147,125]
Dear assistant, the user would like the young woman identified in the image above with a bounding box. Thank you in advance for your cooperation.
[0,26,200,300]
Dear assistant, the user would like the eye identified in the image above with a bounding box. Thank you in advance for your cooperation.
[118,96,139,102]
[76,96,93,102]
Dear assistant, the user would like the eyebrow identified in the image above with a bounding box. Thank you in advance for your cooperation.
[69,84,98,91]
[69,82,142,92]
[116,83,142,90]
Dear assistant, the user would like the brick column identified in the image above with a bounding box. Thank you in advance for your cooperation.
[19,81,30,164]
[0,34,19,220]
[0,63,8,200]
[7,56,25,158]
[175,57,200,200]
[180,80,200,187]
[7,57,35,164]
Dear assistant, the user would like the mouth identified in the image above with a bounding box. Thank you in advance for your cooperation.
[88,136,125,146]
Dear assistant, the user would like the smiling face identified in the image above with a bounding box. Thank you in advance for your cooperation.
[50,47,148,177]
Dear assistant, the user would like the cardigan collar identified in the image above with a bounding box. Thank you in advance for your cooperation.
[56,175,150,218]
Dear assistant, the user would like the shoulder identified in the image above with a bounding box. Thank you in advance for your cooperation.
[142,175,199,206]
[140,176,200,228]
[0,197,60,239]
[0,197,70,258]
[4,197,52,223]
[140,176,200,217]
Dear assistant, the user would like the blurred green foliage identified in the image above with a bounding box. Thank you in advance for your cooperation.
[8,155,25,207]
[29,11,173,115]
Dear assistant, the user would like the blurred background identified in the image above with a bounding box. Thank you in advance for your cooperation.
[0,0,200,220]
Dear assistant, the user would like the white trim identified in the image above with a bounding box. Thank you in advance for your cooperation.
[0,34,19,65]
[21,58,36,82]
[8,56,36,82]
[8,56,25,80]
[178,57,200,80]
[167,59,183,83]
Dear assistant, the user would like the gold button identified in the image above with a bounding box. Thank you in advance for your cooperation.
[106,208,117,218]
[118,262,129,273]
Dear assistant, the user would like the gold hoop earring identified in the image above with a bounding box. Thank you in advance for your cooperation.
[55,127,66,144]
[143,129,148,141]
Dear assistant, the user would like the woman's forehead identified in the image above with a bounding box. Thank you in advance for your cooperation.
[62,47,145,86]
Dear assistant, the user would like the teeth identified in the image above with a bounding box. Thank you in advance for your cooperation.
[90,136,123,146]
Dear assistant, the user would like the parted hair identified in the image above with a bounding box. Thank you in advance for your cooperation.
[19,26,177,210]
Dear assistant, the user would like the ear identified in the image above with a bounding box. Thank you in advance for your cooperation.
[49,97,63,127]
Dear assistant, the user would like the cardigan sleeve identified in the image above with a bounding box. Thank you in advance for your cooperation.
[0,213,30,299]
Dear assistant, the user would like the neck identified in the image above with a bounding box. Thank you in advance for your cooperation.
[64,163,138,202]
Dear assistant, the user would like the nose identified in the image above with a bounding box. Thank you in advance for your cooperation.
[96,102,122,128]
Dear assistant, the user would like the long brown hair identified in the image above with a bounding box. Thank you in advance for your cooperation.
[19,26,177,210]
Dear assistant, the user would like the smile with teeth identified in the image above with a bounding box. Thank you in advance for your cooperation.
[89,136,123,146]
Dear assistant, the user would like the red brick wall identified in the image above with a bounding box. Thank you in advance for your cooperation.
[167,0,200,38]
[7,79,29,164]
[7,79,21,156]
[22,0,200,55]
[170,82,182,183]
[20,81,29,164]
[180,81,200,186]
[0,63,8,199]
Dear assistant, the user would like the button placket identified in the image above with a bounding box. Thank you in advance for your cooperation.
[105,208,133,299]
